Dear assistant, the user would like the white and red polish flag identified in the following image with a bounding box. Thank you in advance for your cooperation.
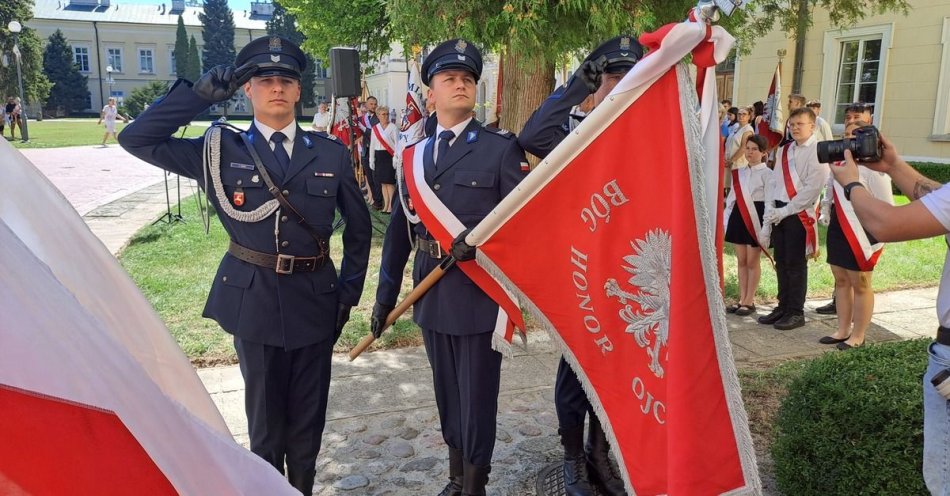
[759,61,785,149]
[0,141,296,494]
[465,19,761,495]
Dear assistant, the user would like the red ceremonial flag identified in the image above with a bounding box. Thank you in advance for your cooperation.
[466,19,760,495]
[759,61,785,150]
[0,140,297,494]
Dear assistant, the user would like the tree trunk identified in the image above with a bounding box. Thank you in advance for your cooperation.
[499,51,554,136]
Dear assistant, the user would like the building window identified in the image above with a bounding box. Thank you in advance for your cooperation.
[139,48,154,74]
[107,48,123,73]
[832,38,882,125]
[74,46,90,72]
[110,90,125,105]
[934,17,950,138]
[170,51,176,74]
[819,23,893,130]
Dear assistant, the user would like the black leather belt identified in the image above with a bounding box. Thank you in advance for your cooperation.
[228,240,326,274]
[416,236,446,259]
[938,326,950,346]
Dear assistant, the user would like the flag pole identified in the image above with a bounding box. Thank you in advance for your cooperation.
[348,256,457,360]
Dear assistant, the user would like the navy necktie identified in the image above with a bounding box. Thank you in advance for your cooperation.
[436,130,455,170]
[270,132,291,173]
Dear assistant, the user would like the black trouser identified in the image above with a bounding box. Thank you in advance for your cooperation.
[362,146,383,207]
[234,336,333,492]
[555,357,592,429]
[422,328,502,466]
[772,211,808,315]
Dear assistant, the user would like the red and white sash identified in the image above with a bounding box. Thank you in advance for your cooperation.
[726,167,774,263]
[779,143,820,257]
[401,143,525,353]
[831,182,884,270]
[372,123,395,157]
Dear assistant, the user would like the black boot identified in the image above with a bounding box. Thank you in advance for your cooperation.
[586,416,627,496]
[560,425,595,496]
[438,447,463,496]
[461,460,490,496]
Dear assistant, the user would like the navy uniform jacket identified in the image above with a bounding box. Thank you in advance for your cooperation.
[376,119,527,335]
[119,80,371,350]
[519,76,591,159]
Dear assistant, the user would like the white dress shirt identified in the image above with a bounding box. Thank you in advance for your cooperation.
[254,119,296,160]
[433,117,473,163]
[766,134,830,213]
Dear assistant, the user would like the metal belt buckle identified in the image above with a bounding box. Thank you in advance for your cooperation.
[276,254,295,274]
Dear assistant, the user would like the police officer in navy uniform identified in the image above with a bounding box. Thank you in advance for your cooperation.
[519,35,643,496]
[369,39,528,496]
[118,36,371,494]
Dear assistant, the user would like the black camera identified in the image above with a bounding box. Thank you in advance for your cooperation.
[816,125,883,164]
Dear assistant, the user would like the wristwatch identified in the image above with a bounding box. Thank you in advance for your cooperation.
[843,181,865,201]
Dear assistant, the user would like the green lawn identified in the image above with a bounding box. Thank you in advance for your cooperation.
[7,118,266,149]
[120,195,943,365]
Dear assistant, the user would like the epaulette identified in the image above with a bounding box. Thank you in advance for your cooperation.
[484,127,516,140]
[311,130,345,147]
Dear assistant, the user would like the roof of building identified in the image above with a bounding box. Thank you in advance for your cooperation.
[32,0,270,30]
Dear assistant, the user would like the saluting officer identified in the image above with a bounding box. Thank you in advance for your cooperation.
[370,39,528,496]
[519,36,643,496]
[118,36,371,494]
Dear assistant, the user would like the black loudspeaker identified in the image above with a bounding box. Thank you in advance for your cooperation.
[329,47,361,97]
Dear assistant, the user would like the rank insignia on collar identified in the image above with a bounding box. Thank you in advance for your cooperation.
[269,37,282,52]
[302,135,313,148]
[620,36,631,51]
[455,39,467,53]
[271,54,280,63]
[466,130,478,143]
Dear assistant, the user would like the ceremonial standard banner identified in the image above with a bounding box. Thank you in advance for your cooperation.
[0,140,296,495]
[759,62,785,149]
[468,20,760,495]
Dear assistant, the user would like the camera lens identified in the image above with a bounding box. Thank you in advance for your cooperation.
[817,140,847,164]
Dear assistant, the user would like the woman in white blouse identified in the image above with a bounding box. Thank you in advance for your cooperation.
[369,106,399,213]
[723,135,771,315]
[817,121,894,349]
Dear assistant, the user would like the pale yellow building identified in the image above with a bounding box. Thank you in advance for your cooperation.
[731,0,950,163]
[27,0,329,116]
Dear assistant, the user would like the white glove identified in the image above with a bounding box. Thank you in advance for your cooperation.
[818,204,831,227]
[765,206,790,225]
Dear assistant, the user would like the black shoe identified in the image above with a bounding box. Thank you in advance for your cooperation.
[438,447,463,496]
[757,308,785,325]
[461,461,490,496]
[773,313,805,330]
[815,300,837,315]
[818,334,850,345]
[560,425,596,496]
[586,416,627,496]
[837,341,864,350]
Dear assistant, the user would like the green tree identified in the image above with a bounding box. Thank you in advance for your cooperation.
[186,35,201,83]
[124,80,171,117]
[199,0,236,72]
[1,0,53,116]
[266,1,316,112]
[173,15,191,80]
[42,30,89,115]
[278,0,389,68]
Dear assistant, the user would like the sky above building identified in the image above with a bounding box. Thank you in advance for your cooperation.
[116,0,257,14]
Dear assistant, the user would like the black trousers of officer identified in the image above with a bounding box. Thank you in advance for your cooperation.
[362,146,383,208]
[772,206,808,315]
[422,328,503,467]
[234,336,333,488]
[556,357,593,429]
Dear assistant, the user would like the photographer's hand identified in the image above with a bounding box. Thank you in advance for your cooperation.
[830,150,861,186]
[861,133,900,175]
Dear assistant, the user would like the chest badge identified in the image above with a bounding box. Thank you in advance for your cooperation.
[251,174,260,183]
[233,189,245,207]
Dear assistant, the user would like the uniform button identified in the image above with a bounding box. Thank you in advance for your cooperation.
[471,181,477,186]
[323,189,329,194]
[236,179,243,185]
[281,215,288,222]
[434,184,441,191]
[281,241,289,247]
[282,189,290,196]
[222,276,228,282]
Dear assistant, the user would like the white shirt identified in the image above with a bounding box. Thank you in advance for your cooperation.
[369,122,399,170]
[312,111,331,131]
[102,105,118,122]
[921,184,950,327]
[254,119,296,160]
[766,134,830,213]
[825,164,894,205]
[433,117,473,163]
